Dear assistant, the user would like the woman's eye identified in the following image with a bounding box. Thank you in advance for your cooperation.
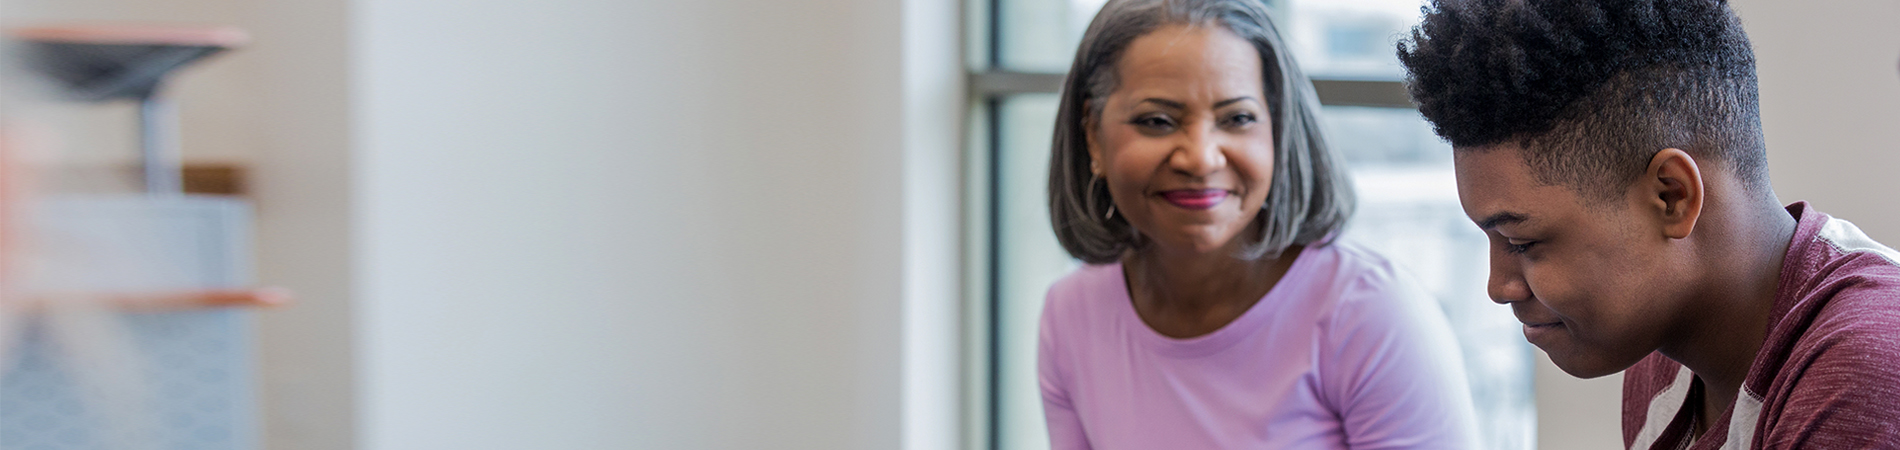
[1505,240,1537,255]
[1130,115,1175,130]
[1222,113,1258,127]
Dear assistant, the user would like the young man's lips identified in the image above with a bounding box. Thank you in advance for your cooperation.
[1159,189,1229,210]
[1521,320,1566,345]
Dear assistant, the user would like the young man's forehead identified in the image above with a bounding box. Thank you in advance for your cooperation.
[1452,144,1580,228]
[1475,211,1532,231]
[1453,146,1536,201]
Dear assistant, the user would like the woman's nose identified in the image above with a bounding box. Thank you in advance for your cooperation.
[1169,122,1225,176]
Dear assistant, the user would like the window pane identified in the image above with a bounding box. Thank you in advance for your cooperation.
[993,94,1067,450]
[994,0,1424,78]
[1285,0,1425,80]
[1324,105,1451,167]
[996,0,1111,72]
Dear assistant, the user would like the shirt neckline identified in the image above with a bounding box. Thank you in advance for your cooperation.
[1754,201,1823,394]
[1108,244,1321,358]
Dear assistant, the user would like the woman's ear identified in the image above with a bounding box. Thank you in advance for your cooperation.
[1643,148,1704,239]
[1085,102,1104,176]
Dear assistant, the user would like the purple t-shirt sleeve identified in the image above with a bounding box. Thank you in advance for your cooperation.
[1039,295,1093,450]
[1322,273,1479,449]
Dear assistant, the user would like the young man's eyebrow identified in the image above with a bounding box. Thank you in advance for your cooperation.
[1476,212,1529,231]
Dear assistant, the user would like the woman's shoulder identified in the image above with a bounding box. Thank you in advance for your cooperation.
[1043,262,1123,316]
[1302,240,1467,390]
[1291,239,1418,299]
[1293,239,1442,328]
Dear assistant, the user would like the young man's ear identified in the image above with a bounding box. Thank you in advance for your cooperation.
[1643,148,1704,239]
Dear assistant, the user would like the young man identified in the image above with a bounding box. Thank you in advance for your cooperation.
[1398,0,1900,448]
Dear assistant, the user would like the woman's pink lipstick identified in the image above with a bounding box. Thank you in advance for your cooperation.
[1160,189,1228,210]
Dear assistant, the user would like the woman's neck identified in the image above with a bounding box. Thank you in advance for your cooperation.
[1123,243,1301,338]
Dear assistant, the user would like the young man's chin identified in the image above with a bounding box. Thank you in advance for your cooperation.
[1544,349,1638,379]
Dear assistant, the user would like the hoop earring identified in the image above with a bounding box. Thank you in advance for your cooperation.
[1090,174,1116,221]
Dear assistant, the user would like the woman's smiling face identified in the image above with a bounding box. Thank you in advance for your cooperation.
[1088,24,1274,256]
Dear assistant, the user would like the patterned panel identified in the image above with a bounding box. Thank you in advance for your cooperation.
[0,196,257,450]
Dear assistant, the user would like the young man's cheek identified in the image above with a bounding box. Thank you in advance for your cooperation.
[1525,266,1588,323]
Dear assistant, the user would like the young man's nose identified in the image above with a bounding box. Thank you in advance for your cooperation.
[1487,253,1533,305]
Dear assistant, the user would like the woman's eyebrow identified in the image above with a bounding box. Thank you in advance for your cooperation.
[1135,97,1258,109]
[1214,97,1258,108]
[1138,98,1185,109]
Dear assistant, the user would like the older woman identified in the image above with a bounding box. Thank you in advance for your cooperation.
[1037,0,1478,448]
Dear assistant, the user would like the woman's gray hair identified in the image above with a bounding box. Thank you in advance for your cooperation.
[1048,0,1354,264]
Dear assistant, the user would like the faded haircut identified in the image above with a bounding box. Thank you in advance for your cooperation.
[1398,0,1769,202]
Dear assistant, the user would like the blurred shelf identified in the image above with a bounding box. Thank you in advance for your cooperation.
[42,163,249,196]
[15,288,291,312]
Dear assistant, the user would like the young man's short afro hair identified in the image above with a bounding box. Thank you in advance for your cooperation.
[1398,0,1770,202]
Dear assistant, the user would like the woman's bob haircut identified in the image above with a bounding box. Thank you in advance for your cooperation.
[1048,0,1354,264]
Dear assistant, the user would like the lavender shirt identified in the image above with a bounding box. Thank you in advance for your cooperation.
[1038,241,1479,449]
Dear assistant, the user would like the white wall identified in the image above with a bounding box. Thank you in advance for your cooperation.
[250,0,357,448]
[1743,0,1900,240]
[5,0,964,448]
[349,0,957,448]
[1534,2,1900,449]
[1533,355,1623,449]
